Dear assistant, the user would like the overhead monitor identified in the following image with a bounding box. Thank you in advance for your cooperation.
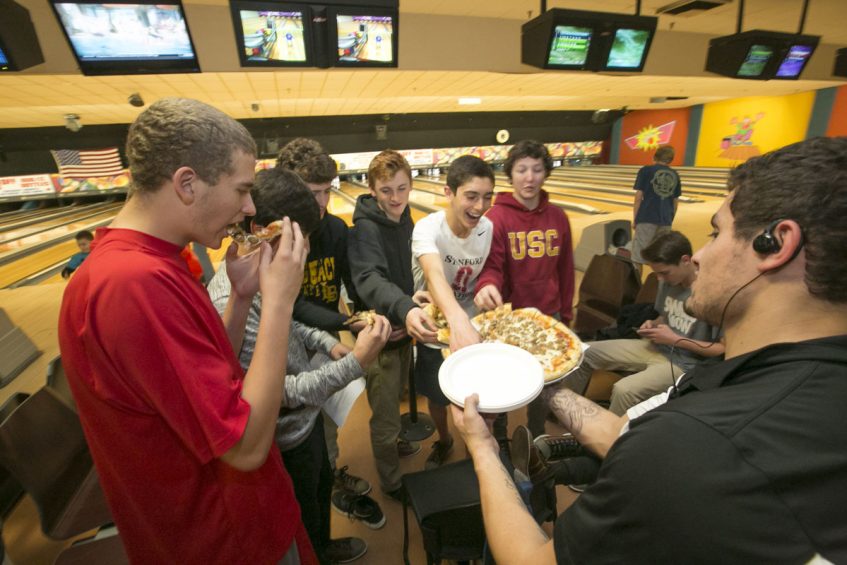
[706,30,820,80]
[523,8,657,72]
[230,2,313,67]
[774,44,814,79]
[834,47,847,79]
[50,0,200,75]
[547,25,592,68]
[737,44,774,78]
[327,6,398,67]
[0,0,45,71]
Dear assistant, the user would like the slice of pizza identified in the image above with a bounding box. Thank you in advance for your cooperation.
[227,220,285,256]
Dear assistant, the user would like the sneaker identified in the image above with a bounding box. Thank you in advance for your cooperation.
[397,438,421,458]
[331,492,386,530]
[534,433,586,462]
[334,466,371,496]
[424,436,454,470]
[324,537,367,563]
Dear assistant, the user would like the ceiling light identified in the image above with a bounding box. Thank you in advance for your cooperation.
[458,97,481,105]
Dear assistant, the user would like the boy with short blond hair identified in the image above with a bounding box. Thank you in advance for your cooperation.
[347,150,437,500]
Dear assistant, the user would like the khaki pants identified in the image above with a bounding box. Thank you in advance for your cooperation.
[632,224,671,265]
[365,344,411,493]
[570,339,682,416]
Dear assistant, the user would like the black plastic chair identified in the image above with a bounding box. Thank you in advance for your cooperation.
[402,458,486,565]
[46,355,77,412]
[0,387,113,540]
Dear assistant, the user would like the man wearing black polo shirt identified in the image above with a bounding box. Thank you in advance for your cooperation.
[453,136,847,564]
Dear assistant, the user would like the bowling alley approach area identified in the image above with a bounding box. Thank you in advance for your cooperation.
[1,0,847,563]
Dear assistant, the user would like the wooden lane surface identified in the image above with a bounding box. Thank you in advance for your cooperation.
[0,240,81,288]
[0,205,122,253]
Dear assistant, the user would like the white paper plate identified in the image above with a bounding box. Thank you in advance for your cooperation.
[438,343,544,413]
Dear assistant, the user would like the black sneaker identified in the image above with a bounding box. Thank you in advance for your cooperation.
[334,466,371,496]
[534,433,586,461]
[424,436,454,470]
[397,438,421,458]
[324,536,367,564]
[331,492,386,530]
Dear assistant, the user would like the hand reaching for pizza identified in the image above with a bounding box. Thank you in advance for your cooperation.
[259,218,307,309]
[448,316,481,353]
[412,290,432,306]
[330,342,352,360]
[405,306,438,343]
[474,284,504,311]
[636,323,678,346]
[225,240,261,299]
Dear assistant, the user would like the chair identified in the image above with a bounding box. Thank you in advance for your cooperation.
[635,272,659,306]
[574,254,641,337]
[0,387,113,540]
[0,393,28,518]
[46,355,77,412]
[402,458,485,565]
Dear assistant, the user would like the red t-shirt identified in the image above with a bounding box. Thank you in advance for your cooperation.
[58,228,313,564]
[476,190,575,322]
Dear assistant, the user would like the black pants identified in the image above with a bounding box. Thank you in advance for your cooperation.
[281,417,334,565]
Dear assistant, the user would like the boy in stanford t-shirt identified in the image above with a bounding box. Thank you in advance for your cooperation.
[411,155,495,468]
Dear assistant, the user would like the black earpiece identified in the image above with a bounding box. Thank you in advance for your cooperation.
[752,219,785,254]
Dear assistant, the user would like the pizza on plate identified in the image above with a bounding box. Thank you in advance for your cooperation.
[470,304,583,382]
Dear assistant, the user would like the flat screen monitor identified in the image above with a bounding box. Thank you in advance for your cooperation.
[50,0,199,75]
[523,9,656,72]
[231,3,312,67]
[605,27,653,70]
[737,44,773,77]
[328,7,397,67]
[774,44,814,79]
[547,25,592,68]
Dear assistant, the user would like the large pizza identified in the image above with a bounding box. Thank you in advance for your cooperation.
[428,303,583,382]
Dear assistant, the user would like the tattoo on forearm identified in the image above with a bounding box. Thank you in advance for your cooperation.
[496,459,549,539]
[548,390,600,434]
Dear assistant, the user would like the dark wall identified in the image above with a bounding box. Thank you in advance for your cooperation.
[0,110,612,176]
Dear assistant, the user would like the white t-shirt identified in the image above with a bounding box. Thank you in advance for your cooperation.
[412,210,493,318]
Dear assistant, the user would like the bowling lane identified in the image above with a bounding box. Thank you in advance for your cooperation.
[0,207,120,255]
[0,203,121,245]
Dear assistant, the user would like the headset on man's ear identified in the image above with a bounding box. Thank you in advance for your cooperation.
[752,218,805,262]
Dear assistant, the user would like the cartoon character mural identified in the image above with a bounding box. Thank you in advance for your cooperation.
[719,113,765,160]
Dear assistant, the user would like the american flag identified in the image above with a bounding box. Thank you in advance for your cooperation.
[51,148,124,179]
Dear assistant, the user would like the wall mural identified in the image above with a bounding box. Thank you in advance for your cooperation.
[695,92,814,167]
[718,113,765,161]
[617,107,690,166]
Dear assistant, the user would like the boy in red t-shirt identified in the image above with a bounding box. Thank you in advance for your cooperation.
[58,98,316,564]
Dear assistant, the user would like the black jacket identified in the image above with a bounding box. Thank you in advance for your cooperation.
[293,213,358,332]
[348,194,417,347]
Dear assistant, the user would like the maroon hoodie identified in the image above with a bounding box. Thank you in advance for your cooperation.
[475,190,575,322]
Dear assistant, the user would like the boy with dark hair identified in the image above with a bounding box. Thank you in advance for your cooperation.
[455,135,847,565]
[58,98,316,564]
[61,230,93,278]
[632,145,681,267]
[564,230,723,415]
[412,154,495,468]
[276,138,372,497]
[277,138,361,332]
[208,167,391,563]
[347,149,438,501]
[475,139,575,438]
